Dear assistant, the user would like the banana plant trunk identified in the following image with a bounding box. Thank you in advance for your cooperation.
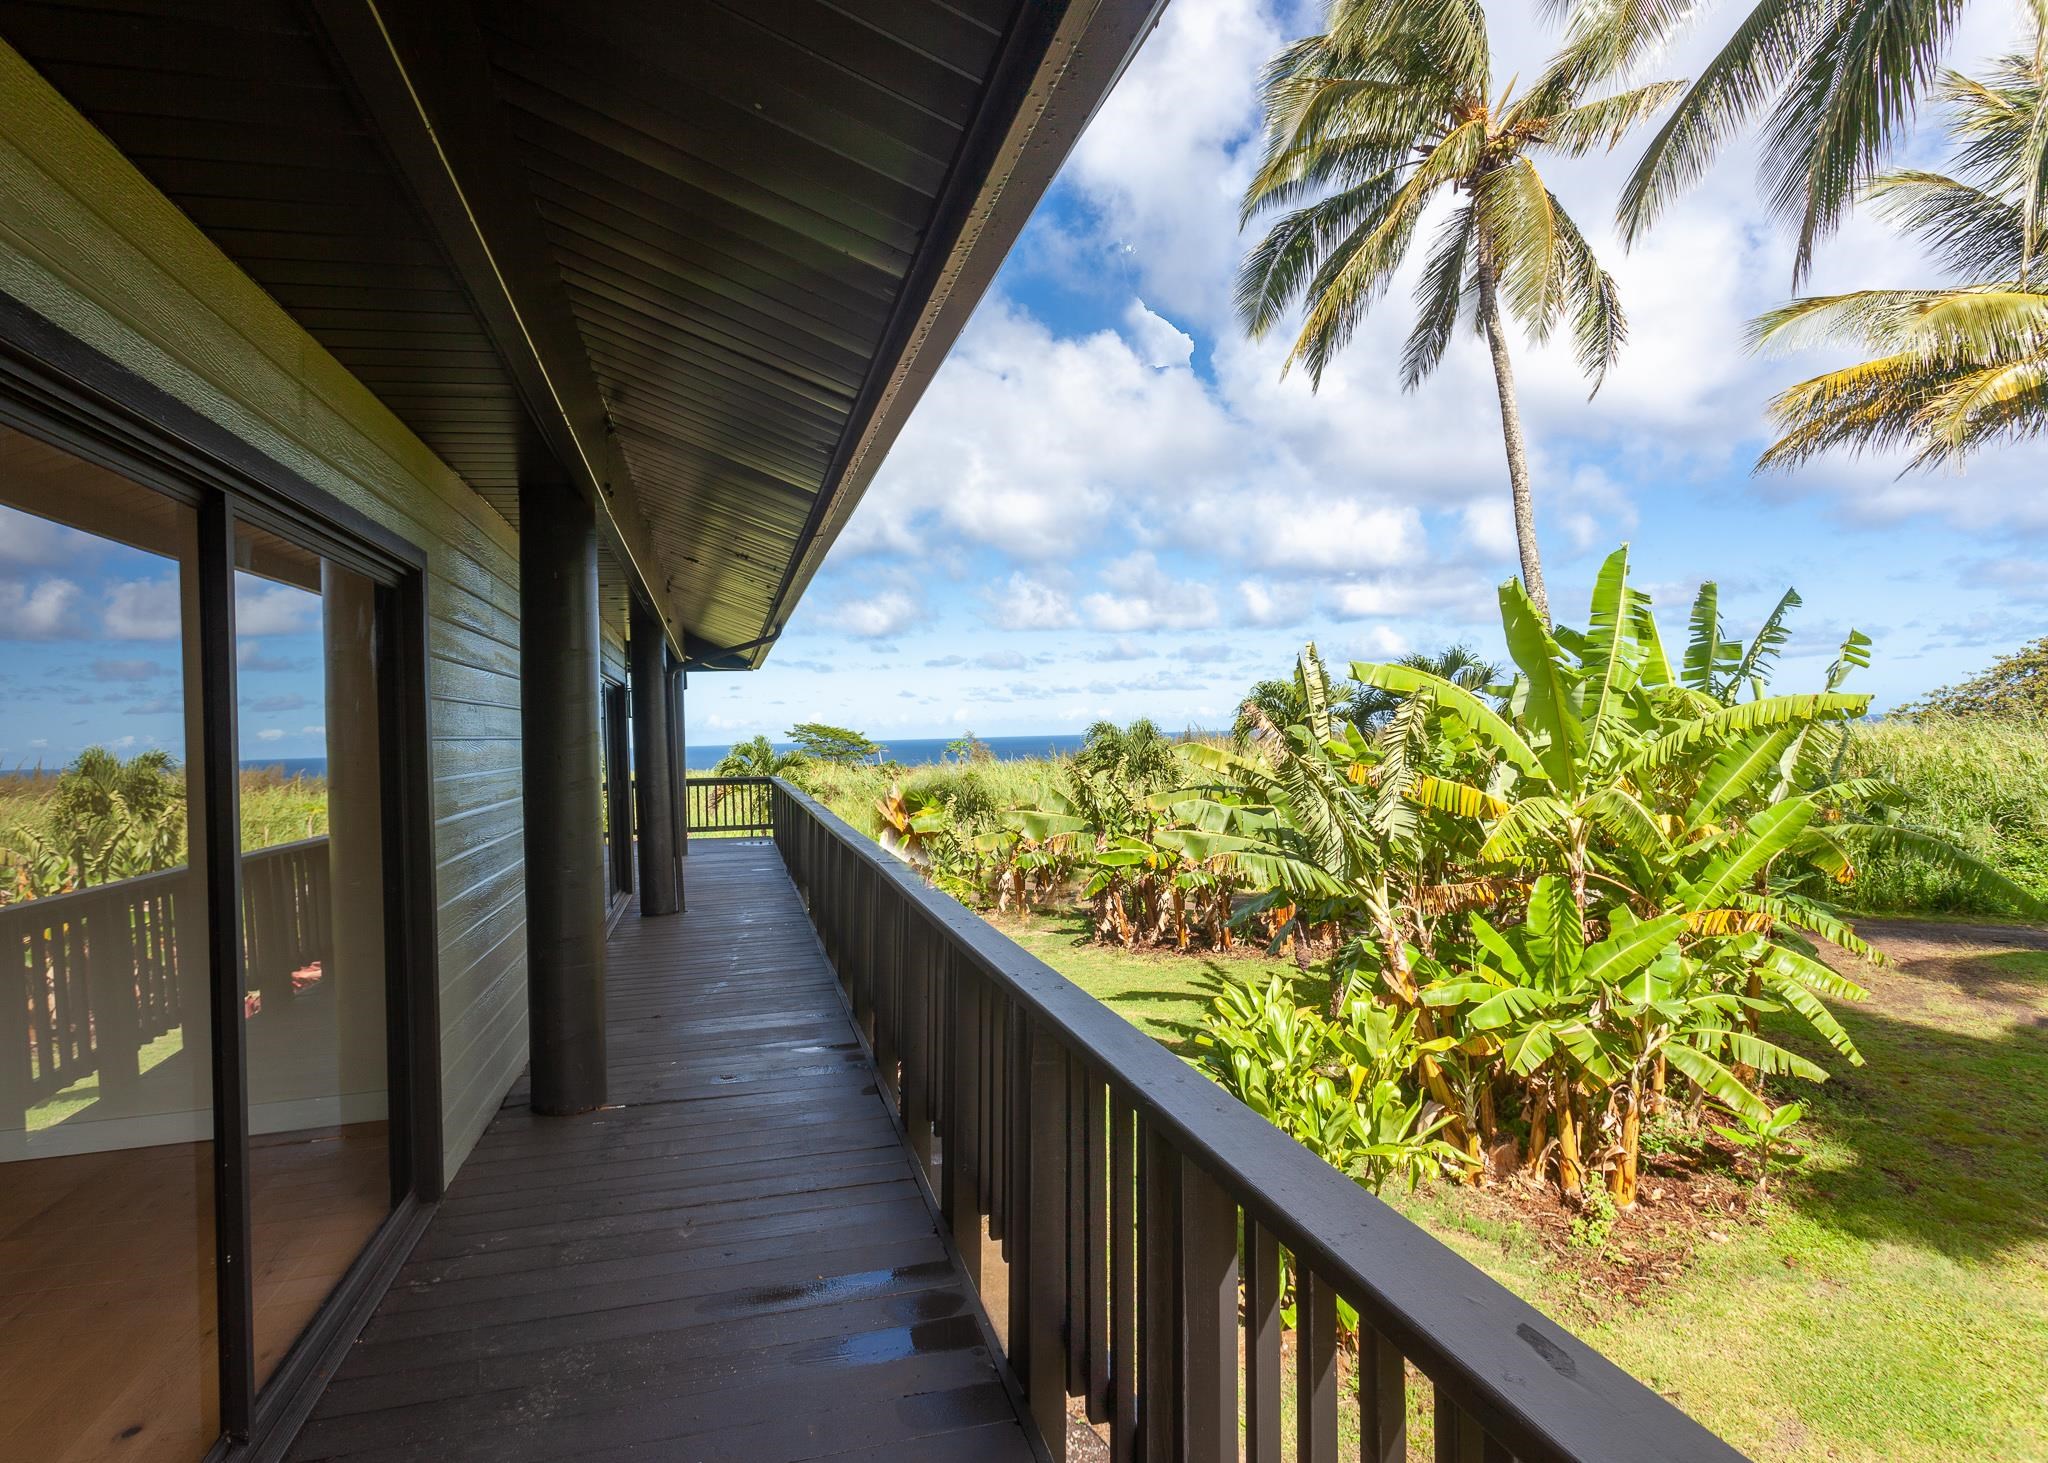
[1472,243,1550,624]
[1609,1083,1641,1209]
[1556,1080,1584,1195]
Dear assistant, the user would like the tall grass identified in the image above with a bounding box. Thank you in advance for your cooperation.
[0,768,329,883]
[801,757,1065,840]
[1839,715,2048,915]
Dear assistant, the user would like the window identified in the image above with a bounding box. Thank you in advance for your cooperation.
[0,400,433,1461]
[0,426,217,1463]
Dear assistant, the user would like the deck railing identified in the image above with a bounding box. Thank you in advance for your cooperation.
[1,837,330,1128]
[684,775,775,838]
[770,778,1746,1463]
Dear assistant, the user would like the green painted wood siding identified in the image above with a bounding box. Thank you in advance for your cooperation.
[0,41,530,1182]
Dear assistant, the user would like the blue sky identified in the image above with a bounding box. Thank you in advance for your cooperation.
[681,0,2048,745]
[0,508,326,767]
[4,0,2043,766]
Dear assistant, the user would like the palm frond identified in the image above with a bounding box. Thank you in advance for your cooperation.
[1617,0,1820,245]
[1237,170,1408,339]
[1754,0,1970,284]
[1864,169,2028,280]
[1535,81,1691,157]
[1476,156,1567,340]
[1288,118,1488,384]
[1402,203,1476,388]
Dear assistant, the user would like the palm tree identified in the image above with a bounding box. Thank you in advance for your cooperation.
[1237,0,1684,623]
[1749,34,2048,467]
[712,734,806,778]
[1615,0,2045,288]
[1237,643,1502,741]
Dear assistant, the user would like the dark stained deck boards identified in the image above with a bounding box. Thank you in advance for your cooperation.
[288,841,1034,1463]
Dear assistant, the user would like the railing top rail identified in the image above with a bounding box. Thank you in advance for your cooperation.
[242,835,330,857]
[771,777,1745,1463]
[0,862,191,922]
[0,836,330,925]
[686,774,775,784]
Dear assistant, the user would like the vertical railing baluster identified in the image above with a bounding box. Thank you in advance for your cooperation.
[901,913,931,1173]
[1007,1000,1030,1345]
[1025,1024,1069,1459]
[1139,1121,1181,1463]
[1297,1268,1338,1463]
[1244,1220,1281,1463]
[1433,1387,1507,1463]
[987,995,1007,1242]
[945,952,982,1275]
[1082,1068,1109,1423]
[1109,1089,1138,1460]
[874,884,900,1106]
[1065,1056,1088,1400]
[1181,1161,1238,1463]
[1361,1322,1409,1463]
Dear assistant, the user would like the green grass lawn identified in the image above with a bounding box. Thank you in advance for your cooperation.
[1008,906,2048,1462]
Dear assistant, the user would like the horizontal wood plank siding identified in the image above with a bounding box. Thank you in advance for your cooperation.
[0,40,530,1183]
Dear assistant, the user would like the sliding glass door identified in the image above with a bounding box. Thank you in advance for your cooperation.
[0,416,423,1461]
[0,424,219,1463]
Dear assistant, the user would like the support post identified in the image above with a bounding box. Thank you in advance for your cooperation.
[629,597,679,915]
[670,657,688,861]
[519,472,606,1114]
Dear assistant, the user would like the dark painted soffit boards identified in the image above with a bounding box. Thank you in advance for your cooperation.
[0,0,1168,666]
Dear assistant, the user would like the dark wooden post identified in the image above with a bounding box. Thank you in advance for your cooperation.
[519,470,607,1114]
[86,892,142,1106]
[670,657,688,861]
[629,597,678,915]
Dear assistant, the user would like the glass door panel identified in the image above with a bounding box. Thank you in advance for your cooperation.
[231,524,392,1389]
[0,425,219,1462]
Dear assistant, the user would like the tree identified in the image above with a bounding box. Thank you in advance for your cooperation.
[1238,642,1501,739]
[944,730,995,764]
[6,747,186,896]
[1615,0,2013,287]
[786,722,881,766]
[712,735,807,778]
[1071,718,1178,788]
[1748,31,2048,469]
[1237,0,1684,622]
[1899,634,2048,716]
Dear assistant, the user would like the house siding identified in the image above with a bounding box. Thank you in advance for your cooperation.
[0,41,530,1182]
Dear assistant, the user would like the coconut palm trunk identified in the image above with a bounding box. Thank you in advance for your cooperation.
[1473,243,1549,623]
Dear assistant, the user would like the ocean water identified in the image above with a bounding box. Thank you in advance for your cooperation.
[19,743,1090,781]
[684,733,1088,770]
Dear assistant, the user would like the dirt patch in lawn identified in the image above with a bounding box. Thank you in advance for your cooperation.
[1822,917,2048,1026]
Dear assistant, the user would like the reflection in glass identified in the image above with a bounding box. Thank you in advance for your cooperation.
[232,528,393,1387]
[0,425,218,1461]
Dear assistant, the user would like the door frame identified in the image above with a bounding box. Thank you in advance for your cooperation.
[0,289,444,1463]
[601,677,634,906]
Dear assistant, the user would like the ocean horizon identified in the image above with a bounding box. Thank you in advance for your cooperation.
[684,733,1089,770]
[4,736,1102,783]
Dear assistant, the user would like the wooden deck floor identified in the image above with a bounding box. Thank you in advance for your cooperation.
[288,841,1036,1463]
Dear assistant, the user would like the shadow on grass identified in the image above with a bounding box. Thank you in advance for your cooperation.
[1892,947,2048,1009]
[1773,996,2048,1262]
